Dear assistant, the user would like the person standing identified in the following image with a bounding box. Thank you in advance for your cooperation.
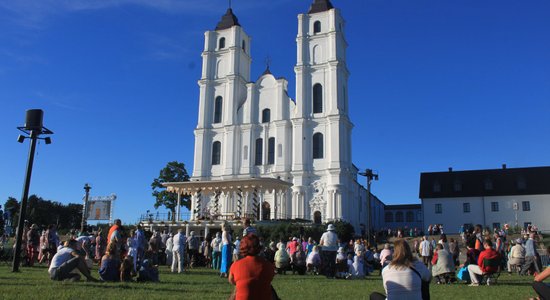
[165,233,173,267]
[242,218,257,237]
[135,225,146,266]
[126,230,139,272]
[211,232,222,270]
[319,224,338,278]
[520,233,541,275]
[26,224,40,267]
[187,231,199,268]
[420,236,432,267]
[220,222,233,278]
[171,229,186,273]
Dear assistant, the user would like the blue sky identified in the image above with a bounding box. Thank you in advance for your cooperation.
[1,0,549,225]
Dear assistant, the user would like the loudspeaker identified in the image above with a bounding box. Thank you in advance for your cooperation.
[25,109,43,131]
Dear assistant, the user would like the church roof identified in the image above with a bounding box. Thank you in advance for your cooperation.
[215,8,240,31]
[308,0,334,14]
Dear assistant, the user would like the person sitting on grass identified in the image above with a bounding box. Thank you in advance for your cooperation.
[137,258,159,282]
[306,245,321,275]
[467,239,500,286]
[532,264,550,299]
[99,242,121,282]
[370,239,431,300]
[120,255,135,282]
[48,239,98,282]
[431,243,455,284]
[291,244,307,275]
[228,234,275,300]
[380,243,393,268]
[274,243,290,275]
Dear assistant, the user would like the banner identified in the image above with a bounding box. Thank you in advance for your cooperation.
[87,200,112,220]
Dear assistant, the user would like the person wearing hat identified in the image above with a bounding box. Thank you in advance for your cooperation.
[319,223,339,278]
[507,238,525,273]
[26,224,40,267]
[187,231,199,268]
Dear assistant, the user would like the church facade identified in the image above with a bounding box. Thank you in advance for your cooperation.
[190,0,371,231]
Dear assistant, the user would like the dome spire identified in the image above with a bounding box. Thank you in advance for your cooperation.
[308,0,334,14]
[215,5,240,31]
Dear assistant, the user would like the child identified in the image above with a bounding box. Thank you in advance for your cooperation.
[336,247,350,278]
[120,255,135,282]
[353,250,365,278]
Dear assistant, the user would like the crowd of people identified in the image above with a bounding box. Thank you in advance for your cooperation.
[4,217,549,299]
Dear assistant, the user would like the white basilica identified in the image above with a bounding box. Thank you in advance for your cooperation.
[165,0,373,232]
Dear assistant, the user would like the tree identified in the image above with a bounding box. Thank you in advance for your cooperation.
[151,161,191,221]
[4,197,20,228]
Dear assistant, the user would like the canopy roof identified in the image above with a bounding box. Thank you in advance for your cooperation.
[163,177,293,195]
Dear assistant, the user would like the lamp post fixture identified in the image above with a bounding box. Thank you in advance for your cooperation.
[13,109,53,272]
[80,184,91,233]
[358,169,378,246]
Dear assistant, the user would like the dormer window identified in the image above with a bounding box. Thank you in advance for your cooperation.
[433,181,441,193]
[313,21,321,34]
[517,176,527,190]
[454,180,462,192]
[484,178,493,191]
[219,37,226,49]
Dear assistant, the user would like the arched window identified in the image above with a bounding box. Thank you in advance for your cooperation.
[255,138,263,165]
[314,211,322,224]
[212,141,221,165]
[313,21,321,34]
[385,212,393,223]
[267,137,275,165]
[313,83,323,113]
[395,211,404,223]
[219,37,225,49]
[406,211,414,222]
[242,40,246,52]
[213,96,223,123]
[312,133,323,159]
[262,108,271,123]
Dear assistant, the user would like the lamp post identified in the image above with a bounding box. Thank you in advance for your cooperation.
[13,109,53,272]
[80,184,91,233]
[358,169,378,246]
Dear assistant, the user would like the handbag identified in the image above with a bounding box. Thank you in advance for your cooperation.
[410,266,430,300]
[457,266,470,282]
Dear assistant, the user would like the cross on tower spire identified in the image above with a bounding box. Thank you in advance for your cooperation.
[262,56,272,75]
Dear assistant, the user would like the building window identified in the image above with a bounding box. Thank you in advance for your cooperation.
[313,83,323,113]
[417,211,423,222]
[395,211,404,223]
[463,203,470,213]
[435,203,442,214]
[213,96,223,124]
[454,180,462,192]
[522,201,530,211]
[242,40,246,52]
[433,181,441,193]
[484,179,493,191]
[219,37,225,49]
[406,211,414,222]
[313,21,321,34]
[267,138,275,165]
[212,141,221,165]
[524,222,531,229]
[262,108,271,123]
[385,212,393,223]
[517,176,527,190]
[491,201,499,212]
[492,223,501,230]
[255,138,263,165]
[312,132,324,159]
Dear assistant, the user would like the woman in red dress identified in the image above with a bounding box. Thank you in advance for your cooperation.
[228,234,275,300]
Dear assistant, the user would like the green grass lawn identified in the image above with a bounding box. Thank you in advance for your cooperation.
[0,264,540,299]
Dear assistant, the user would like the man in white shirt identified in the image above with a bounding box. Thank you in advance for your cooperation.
[419,236,432,267]
[319,224,339,278]
[48,239,97,282]
[171,229,186,274]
